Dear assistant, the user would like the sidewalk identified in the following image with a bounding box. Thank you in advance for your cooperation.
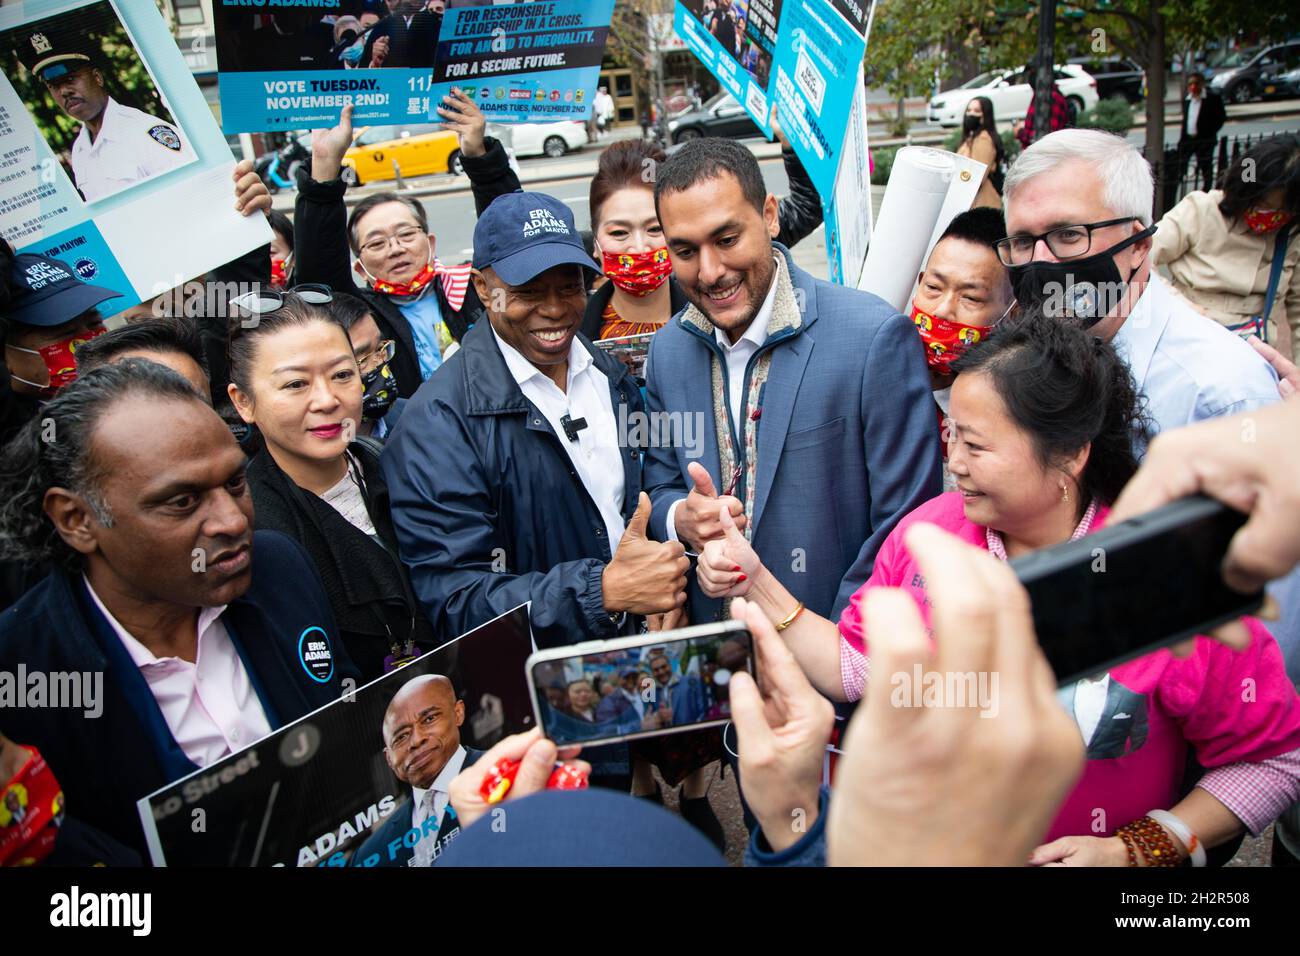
[270,98,1300,212]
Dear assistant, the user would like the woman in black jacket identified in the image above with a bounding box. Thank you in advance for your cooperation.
[227,291,435,681]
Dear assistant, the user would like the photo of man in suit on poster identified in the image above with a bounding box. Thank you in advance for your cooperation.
[351,674,484,867]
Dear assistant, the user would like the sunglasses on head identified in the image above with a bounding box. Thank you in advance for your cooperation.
[231,283,334,315]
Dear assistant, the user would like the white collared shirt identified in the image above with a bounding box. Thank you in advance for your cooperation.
[70,97,197,203]
[491,326,627,551]
[84,578,272,768]
[667,260,779,543]
[408,743,470,842]
[714,262,780,434]
[1187,94,1202,136]
[1110,272,1279,438]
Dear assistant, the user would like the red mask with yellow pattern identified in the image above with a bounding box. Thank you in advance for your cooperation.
[910,303,990,371]
[602,247,672,297]
[1242,207,1293,235]
[7,326,105,397]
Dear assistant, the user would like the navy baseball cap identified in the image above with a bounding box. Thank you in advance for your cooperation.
[434,789,728,867]
[6,253,122,328]
[472,192,597,286]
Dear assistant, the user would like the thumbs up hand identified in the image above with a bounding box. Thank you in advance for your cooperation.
[698,501,760,598]
[602,493,691,615]
[675,461,747,552]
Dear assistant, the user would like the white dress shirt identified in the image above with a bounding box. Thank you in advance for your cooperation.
[84,578,272,768]
[410,744,468,867]
[1186,94,1202,137]
[70,97,197,203]
[1110,272,1280,438]
[667,260,779,543]
[492,326,627,551]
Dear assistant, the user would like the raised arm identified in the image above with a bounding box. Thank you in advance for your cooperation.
[436,88,522,217]
[294,105,361,292]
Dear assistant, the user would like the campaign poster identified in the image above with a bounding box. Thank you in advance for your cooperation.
[428,0,615,123]
[822,64,871,287]
[213,0,448,133]
[0,0,269,313]
[674,0,777,136]
[771,0,872,205]
[138,606,535,867]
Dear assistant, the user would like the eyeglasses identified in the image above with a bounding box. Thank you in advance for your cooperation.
[357,339,396,374]
[359,227,427,257]
[995,217,1137,266]
[231,283,334,316]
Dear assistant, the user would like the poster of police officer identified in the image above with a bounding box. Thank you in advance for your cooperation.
[0,0,197,204]
[138,606,536,867]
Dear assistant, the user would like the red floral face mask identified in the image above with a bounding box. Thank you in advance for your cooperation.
[270,256,290,289]
[911,303,988,371]
[368,261,438,297]
[8,325,105,397]
[1243,207,1293,235]
[1,746,63,867]
[601,247,672,296]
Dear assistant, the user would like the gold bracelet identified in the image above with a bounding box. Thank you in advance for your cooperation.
[775,601,805,632]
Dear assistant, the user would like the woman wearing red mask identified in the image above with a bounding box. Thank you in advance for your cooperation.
[1152,133,1299,361]
[579,133,825,343]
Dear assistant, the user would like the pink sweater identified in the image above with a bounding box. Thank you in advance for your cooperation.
[837,492,1300,842]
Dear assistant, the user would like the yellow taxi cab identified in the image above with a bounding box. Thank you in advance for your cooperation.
[340,124,462,186]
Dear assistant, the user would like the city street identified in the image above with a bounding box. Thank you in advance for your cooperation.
[274,101,1300,283]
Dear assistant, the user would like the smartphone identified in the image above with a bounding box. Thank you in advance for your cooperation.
[1009,495,1264,685]
[526,620,754,748]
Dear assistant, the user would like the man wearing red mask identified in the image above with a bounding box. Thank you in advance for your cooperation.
[908,207,1015,488]
[910,208,1016,395]
[0,250,119,442]
[293,90,522,398]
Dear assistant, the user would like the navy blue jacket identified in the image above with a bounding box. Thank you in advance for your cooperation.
[0,531,358,863]
[350,747,483,867]
[381,320,647,648]
[643,242,942,623]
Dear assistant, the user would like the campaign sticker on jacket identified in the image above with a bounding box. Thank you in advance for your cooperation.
[298,626,335,684]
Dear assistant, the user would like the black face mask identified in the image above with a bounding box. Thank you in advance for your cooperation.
[361,361,398,421]
[963,114,982,135]
[1006,225,1158,328]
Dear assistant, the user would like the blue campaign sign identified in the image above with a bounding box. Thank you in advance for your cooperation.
[674,0,778,136]
[428,0,615,123]
[771,0,871,204]
[213,0,449,132]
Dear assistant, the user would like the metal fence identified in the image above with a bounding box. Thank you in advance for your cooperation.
[1147,129,1296,220]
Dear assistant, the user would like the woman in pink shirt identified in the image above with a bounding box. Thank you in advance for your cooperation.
[699,312,1300,866]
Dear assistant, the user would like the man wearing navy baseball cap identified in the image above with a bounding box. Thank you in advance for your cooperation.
[1,248,122,442]
[381,191,689,668]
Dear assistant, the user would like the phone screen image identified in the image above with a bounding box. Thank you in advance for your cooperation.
[531,629,754,747]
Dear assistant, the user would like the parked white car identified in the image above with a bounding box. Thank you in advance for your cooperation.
[491,121,589,159]
[928,65,1099,127]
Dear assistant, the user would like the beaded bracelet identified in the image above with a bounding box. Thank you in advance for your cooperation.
[1116,816,1184,867]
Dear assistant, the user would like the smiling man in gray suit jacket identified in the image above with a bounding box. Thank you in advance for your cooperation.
[643,138,942,626]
